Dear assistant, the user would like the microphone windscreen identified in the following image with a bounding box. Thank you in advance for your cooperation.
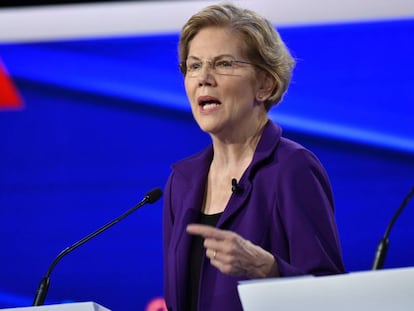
[145,188,163,203]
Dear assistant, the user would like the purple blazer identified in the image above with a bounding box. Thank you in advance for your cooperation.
[163,121,345,311]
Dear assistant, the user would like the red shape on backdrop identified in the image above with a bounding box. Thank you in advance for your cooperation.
[0,59,23,110]
[145,297,167,311]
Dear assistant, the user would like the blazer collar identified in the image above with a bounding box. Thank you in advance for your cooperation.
[171,120,282,227]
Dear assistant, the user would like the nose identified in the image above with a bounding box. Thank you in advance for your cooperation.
[198,61,216,86]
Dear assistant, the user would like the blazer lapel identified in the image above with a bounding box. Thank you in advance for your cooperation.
[217,121,282,228]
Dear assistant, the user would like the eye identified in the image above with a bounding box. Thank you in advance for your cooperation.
[215,59,234,69]
[187,61,202,71]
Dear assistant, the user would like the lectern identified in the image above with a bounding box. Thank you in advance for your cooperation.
[238,267,414,311]
[0,302,110,311]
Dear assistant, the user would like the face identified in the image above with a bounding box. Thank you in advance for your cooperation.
[184,26,269,139]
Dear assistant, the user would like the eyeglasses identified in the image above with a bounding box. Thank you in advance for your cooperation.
[181,56,256,77]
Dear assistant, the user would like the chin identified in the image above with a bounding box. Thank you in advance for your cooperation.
[197,124,214,134]
[196,122,219,135]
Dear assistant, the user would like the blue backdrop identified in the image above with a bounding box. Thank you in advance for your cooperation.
[1,18,413,310]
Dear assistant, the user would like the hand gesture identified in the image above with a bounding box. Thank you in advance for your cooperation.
[187,224,279,278]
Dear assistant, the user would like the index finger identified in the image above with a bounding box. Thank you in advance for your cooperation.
[186,224,227,240]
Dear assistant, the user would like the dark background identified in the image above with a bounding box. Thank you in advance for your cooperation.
[0,0,149,7]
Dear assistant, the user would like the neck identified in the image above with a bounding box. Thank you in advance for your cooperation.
[210,118,267,178]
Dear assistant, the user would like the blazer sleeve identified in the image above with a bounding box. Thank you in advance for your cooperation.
[163,172,175,306]
[273,148,345,276]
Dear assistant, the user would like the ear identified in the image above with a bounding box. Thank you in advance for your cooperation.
[256,72,276,102]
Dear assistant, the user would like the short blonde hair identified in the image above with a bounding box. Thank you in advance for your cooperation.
[179,3,295,110]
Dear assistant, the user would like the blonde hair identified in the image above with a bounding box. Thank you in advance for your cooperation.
[179,3,295,110]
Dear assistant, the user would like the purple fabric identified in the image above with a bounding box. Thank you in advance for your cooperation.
[163,121,345,311]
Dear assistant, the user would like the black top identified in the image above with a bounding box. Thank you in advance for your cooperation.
[188,212,222,311]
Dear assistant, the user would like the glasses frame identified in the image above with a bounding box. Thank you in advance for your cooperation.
[180,55,257,77]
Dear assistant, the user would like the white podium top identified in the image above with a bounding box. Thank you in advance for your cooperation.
[238,267,414,311]
[0,302,110,311]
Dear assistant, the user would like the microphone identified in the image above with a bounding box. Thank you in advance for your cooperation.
[372,186,414,270]
[32,187,163,306]
[231,178,242,194]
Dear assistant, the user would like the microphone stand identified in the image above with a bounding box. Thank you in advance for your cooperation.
[33,188,162,306]
[372,186,414,270]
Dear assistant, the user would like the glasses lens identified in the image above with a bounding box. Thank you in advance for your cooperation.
[214,59,234,75]
[186,60,202,76]
[184,58,251,76]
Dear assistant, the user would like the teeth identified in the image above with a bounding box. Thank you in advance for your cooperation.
[202,103,219,110]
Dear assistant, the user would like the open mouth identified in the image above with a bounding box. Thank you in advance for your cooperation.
[198,96,221,111]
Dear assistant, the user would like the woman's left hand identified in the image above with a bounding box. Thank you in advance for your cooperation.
[186,224,279,278]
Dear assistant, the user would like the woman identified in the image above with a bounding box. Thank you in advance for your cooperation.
[163,3,345,311]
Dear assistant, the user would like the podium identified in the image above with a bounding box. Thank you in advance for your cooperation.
[0,302,110,311]
[238,267,414,311]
